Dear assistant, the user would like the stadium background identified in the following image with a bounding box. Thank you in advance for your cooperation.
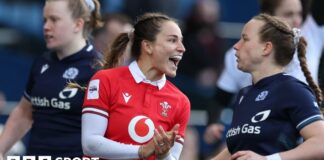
[0,0,259,157]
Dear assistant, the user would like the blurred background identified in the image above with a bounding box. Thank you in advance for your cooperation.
[0,0,258,105]
[0,0,260,159]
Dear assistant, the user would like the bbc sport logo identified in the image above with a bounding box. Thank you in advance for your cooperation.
[6,156,100,160]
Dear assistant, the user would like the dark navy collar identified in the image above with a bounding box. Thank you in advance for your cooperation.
[253,72,286,88]
[50,42,95,63]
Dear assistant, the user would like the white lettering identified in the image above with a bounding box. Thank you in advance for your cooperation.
[51,98,70,110]
[7,156,20,160]
[39,156,51,160]
[226,124,261,138]
[30,97,71,110]
[23,156,35,160]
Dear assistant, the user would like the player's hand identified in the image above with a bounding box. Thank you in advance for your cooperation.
[139,124,180,159]
[231,150,266,160]
[154,124,180,159]
[204,123,224,144]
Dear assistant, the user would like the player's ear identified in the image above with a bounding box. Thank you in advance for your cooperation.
[142,40,153,55]
[74,18,85,33]
[263,41,273,56]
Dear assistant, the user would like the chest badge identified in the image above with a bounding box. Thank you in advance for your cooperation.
[63,67,79,79]
[255,90,268,101]
[160,101,171,117]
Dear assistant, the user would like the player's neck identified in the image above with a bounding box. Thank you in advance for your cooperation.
[56,39,86,60]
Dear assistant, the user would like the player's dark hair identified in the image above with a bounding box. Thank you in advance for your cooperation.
[103,12,175,69]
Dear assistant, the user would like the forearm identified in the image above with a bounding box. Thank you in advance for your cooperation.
[0,98,32,153]
[280,136,324,160]
[211,148,231,160]
[82,113,140,159]
[82,113,184,159]
[82,134,140,159]
[278,121,324,160]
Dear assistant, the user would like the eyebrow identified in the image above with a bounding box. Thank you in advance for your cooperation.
[168,35,183,40]
[241,33,248,38]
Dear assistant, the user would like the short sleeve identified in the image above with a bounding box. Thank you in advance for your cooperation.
[24,59,38,101]
[176,95,191,144]
[286,82,323,131]
[83,70,111,118]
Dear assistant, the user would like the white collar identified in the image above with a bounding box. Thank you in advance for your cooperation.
[129,61,166,90]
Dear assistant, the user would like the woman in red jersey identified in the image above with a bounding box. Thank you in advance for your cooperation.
[82,12,190,160]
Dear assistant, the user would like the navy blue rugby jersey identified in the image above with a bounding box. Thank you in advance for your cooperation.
[24,43,100,157]
[226,73,323,155]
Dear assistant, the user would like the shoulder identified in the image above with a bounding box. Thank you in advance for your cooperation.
[279,75,312,92]
[165,81,190,104]
[276,75,315,100]
[92,66,130,79]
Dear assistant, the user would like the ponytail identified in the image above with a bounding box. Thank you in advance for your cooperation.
[103,33,130,69]
[89,0,103,30]
[297,37,323,106]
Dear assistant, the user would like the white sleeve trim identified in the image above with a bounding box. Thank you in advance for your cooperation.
[296,115,323,129]
[82,107,109,117]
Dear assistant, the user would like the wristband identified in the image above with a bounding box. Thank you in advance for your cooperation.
[266,153,281,160]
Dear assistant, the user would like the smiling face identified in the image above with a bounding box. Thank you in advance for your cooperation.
[43,0,78,50]
[149,21,186,77]
[233,19,266,73]
[274,0,302,28]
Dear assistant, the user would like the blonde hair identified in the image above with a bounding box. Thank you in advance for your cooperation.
[46,0,103,39]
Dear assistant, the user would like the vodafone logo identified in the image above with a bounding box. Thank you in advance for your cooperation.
[128,116,155,143]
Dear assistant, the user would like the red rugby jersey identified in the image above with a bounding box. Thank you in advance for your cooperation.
[83,63,190,159]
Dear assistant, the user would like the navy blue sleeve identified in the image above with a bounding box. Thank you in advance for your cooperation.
[285,82,323,131]
[23,58,39,101]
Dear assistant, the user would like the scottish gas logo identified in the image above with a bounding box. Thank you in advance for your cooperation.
[226,110,271,138]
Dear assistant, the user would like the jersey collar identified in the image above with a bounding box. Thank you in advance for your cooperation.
[129,61,166,90]
[52,41,95,62]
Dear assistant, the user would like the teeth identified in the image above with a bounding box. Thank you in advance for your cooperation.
[170,55,182,61]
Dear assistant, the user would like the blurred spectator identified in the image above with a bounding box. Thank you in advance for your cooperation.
[179,0,225,96]
[173,0,227,159]
[175,0,226,116]
[92,13,132,55]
